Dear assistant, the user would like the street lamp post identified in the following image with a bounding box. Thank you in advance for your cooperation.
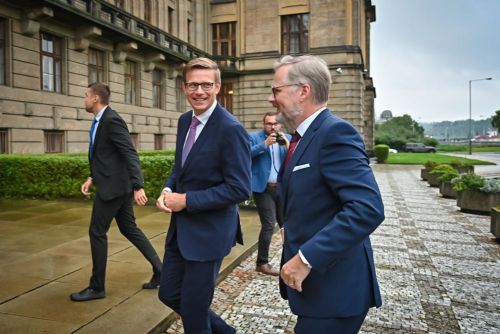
[469,77,493,155]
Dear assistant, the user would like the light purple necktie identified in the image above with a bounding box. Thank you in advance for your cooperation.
[182,117,201,166]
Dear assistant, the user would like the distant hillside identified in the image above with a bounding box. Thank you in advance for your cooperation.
[422,118,494,140]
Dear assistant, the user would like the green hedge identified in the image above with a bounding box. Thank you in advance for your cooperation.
[0,152,174,202]
[373,144,389,163]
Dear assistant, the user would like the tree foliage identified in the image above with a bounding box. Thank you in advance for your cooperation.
[375,114,425,150]
[491,110,500,131]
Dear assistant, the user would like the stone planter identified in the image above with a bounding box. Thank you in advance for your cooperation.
[427,172,441,187]
[421,168,430,181]
[491,207,500,239]
[457,190,500,215]
[439,180,457,199]
[455,165,474,174]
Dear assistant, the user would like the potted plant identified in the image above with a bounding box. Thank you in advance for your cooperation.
[421,161,438,181]
[428,164,455,187]
[453,174,500,215]
[450,160,474,174]
[437,167,460,198]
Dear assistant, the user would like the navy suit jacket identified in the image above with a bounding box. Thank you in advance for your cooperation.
[165,103,251,261]
[278,109,385,318]
[89,107,144,201]
[249,130,289,193]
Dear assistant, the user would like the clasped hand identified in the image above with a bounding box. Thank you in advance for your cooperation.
[280,253,311,292]
[156,191,187,213]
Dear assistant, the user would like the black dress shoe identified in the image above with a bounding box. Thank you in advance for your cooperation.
[70,287,105,302]
[142,273,161,289]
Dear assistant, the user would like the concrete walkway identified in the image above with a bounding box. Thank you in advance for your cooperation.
[166,164,500,334]
[0,200,260,333]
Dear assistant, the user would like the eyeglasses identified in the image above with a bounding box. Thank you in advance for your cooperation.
[271,83,302,97]
[185,82,216,92]
[264,122,279,127]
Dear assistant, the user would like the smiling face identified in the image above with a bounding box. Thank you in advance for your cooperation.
[183,68,221,115]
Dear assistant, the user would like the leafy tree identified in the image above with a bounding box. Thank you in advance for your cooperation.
[491,110,500,131]
[375,114,425,150]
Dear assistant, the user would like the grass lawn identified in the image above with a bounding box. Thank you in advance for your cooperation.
[437,144,500,153]
[385,153,494,165]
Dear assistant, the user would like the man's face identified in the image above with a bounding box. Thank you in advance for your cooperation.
[268,65,303,129]
[184,69,221,115]
[263,115,280,136]
[84,88,98,114]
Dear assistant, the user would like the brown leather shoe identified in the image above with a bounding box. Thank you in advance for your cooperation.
[256,263,279,276]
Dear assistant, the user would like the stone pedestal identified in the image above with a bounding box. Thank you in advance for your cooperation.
[439,181,457,199]
[457,190,500,215]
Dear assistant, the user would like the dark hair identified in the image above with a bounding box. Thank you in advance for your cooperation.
[87,82,110,105]
[263,112,278,122]
[183,57,221,83]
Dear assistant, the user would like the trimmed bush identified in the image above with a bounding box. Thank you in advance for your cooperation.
[0,152,175,203]
[451,173,485,192]
[374,144,389,163]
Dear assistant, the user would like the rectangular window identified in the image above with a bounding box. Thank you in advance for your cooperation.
[167,7,174,34]
[0,129,8,154]
[152,69,163,109]
[212,22,236,56]
[217,83,233,113]
[175,77,186,112]
[44,130,65,153]
[124,60,137,105]
[0,19,5,85]
[41,32,62,93]
[187,18,192,44]
[154,134,163,150]
[130,133,139,150]
[88,48,104,84]
[281,14,309,54]
[144,0,151,22]
[115,0,125,9]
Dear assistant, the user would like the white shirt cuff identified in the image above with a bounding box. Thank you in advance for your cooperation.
[298,250,312,269]
[162,187,172,193]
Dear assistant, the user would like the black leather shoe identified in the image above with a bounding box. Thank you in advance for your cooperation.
[70,287,105,302]
[142,273,161,289]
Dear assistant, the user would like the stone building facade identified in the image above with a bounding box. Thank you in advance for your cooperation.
[0,0,376,154]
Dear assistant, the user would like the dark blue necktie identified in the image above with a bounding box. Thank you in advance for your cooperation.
[89,118,98,158]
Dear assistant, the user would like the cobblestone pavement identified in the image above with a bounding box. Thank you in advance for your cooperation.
[165,165,500,334]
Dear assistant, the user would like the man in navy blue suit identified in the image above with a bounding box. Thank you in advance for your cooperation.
[156,57,251,334]
[249,112,290,276]
[269,55,385,334]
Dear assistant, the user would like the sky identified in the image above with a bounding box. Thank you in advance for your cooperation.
[371,0,500,124]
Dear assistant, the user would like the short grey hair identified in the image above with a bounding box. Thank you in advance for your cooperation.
[274,55,331,104]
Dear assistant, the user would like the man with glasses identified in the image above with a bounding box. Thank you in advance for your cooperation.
[248,112,290,276]
[269,55,384,334]
[156,57,251,334]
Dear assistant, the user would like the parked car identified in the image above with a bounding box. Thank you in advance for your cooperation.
[404,142,436,153]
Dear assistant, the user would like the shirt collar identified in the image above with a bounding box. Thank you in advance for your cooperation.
[295,106,327,137]
[193,100,217,125]
[95,106,108,122]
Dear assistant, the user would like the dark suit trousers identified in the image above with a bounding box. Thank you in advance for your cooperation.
[253,185,283,265]
[158,236,235,334]
[89,193,161,291]
[295,310,368,334]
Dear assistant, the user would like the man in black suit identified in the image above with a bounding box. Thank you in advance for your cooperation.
[70,83,162,302]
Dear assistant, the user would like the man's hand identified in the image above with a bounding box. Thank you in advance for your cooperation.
[134,188,148,206]
[162,192,187,212]
[156,192,172,213]
[81,177,93,197]
[278,131,290,149]
[280,253,311,292]
[264,133,277,147]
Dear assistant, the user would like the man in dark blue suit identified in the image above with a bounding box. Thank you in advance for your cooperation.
[249,112,290,276]
[269,55,385,334]
[156,57,251,334]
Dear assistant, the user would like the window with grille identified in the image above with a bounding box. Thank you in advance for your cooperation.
[41,33,62,92]
[124,60,137,105]
[0,129,8,154]
[152,69,163,109]
[154,134,163,150]
[0,19,5,85]
[281,14,309,54]
[217,83,233,113]
[88,48,105,84]
[176,77,186,112]
[212,22,236,56]
[44,130,65,153]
